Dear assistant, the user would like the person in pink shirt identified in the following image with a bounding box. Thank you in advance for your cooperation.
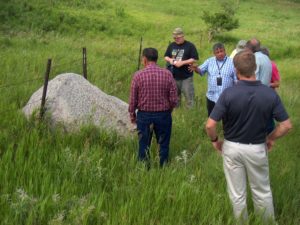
[260,47,280,89]
[260,46,281,134]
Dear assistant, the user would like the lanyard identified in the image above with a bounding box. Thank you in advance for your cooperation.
[216,56,227,76]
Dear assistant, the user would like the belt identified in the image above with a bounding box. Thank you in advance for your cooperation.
[138,109,171,113]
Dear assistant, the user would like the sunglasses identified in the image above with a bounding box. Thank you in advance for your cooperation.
[173,36,184,39]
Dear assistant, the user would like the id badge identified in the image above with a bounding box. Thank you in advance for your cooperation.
[217,77,222,86]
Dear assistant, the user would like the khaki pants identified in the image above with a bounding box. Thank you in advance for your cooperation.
[222,140,275,223]
[175,76,194,108]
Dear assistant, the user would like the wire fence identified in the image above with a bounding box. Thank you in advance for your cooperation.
[0,77,43,89]
[0,47,100,117]
[0,98,57,118]
[1,37,144,118]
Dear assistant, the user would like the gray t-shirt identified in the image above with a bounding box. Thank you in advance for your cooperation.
[210,80,289,144]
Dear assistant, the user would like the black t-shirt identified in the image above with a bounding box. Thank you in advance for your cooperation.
[210,80,289,144]
[164,41,199,80]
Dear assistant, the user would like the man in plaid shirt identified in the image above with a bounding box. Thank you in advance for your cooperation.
[129,48,178,167]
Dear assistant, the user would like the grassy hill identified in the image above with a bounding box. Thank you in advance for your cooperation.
[0,0,299,224]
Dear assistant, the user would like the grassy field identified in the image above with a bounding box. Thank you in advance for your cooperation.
[0,0,300,224]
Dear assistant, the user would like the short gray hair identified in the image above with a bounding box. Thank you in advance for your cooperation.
[212,43,225,52]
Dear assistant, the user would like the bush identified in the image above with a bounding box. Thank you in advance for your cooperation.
[201,1,239,42]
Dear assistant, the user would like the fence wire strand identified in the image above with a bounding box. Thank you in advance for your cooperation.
[0,98,55,117]
[0,56,86,89]
[51,58,82,69]
[0,77,44,89]
[0,49,101,117]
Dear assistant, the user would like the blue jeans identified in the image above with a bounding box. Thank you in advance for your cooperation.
[136,111,172,167]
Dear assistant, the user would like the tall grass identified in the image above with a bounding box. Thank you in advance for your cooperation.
[0,0,299,224]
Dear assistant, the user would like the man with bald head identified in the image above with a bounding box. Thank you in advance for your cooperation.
[205,50,292,223]
[246,38,272,86]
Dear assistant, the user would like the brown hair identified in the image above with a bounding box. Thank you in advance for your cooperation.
[233,50,256,78]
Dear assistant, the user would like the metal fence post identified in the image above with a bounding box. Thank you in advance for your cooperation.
[83,47,87,79]
[137,37,142,71]
[40,59,51,119]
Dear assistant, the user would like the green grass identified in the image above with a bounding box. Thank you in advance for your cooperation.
[0,0,300,224]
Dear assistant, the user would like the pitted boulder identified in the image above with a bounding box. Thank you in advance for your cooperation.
[23,73,135,136]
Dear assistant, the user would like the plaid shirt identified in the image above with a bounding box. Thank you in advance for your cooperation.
[129,64,178,120]
[199,56,237,103]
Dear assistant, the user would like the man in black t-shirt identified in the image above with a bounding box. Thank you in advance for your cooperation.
[205,50,292,223]
[164,27,199,108]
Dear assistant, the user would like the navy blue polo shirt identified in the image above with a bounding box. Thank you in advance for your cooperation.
[210,80,289,144]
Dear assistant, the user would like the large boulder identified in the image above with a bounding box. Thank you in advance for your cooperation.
[23,73,135,136]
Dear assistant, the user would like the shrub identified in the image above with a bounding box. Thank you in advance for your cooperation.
[201,1,239,42]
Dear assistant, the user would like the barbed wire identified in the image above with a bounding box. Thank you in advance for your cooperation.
[0,56,86,89]
[0,98,55,117]
[0,98,40,116]
[0,77,43,89]
[51,58,82,69]
[0,50,115,114]
[84,58,101,66]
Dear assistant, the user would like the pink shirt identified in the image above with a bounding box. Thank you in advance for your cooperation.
[271,61,280,83]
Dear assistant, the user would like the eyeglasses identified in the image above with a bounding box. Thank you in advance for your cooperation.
[173,36,184,39]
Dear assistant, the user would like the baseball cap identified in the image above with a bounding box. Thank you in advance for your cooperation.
[236,40,247,52]
[172,27,184,36]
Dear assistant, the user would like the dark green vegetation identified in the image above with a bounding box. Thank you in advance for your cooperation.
[0,0,299,224]
[201,1,239,41]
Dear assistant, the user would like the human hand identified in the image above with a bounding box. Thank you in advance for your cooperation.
[130,115,136,124]
[188,63,198,73]
[266,138,275,151]
[173,60,183,68]
[212,140,223,154]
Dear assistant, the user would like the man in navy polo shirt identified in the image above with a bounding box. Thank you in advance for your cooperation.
[205,50,292,223]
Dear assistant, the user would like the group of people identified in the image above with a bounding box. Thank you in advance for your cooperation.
[128,27,292,223]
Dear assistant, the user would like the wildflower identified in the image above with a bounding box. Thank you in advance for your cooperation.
[189,174,196,183]
[52,193,61,203]
[49,211,65,225]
